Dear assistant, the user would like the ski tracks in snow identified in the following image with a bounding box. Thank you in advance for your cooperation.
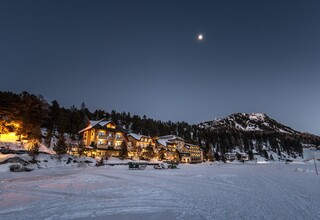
[0,164,319,220]
[251,165,320,220]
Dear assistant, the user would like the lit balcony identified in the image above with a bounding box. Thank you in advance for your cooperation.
[98,135,115,141]
[98,135,108,139]
[97,144,108,149]
[115,136,124,141]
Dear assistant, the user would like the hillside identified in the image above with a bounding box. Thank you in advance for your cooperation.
[198,113,320,159]
[1,91,320,160]
[199,113,299,134]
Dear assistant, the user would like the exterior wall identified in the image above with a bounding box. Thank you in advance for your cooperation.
[181,156,191,163]
[180,150,191,163]
[189,145,203,163]
[96,130,124,149]
[127,135,155,159]
[81,124,203,162]
[166,143,180,161]
[156,137,203,163]
[80,121,125,157]
[86,149,120,157]
[127,136,154,149]
[155,142,168,160]
[127,136,139,158]
[174,140,185,151]
[83,130,94,146]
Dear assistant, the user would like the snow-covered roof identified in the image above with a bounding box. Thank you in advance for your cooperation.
[99,121,112,127]
[78,119,112,133]
[157,139,168,147]
[128,133,150,141]
[185,143,198,147]
[158,135,184,142]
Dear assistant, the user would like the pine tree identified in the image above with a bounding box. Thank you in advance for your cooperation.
[214,152,221,161]
[119,141,128,160]
[263,150,269,160]
[143,144,155,160]
[44,129,52,147]
[28,141,40,162]
[248,150,254,161]
[48,100,61,132]
[54,135,67,160]
[77,140,86,157]
[173,149,181,162]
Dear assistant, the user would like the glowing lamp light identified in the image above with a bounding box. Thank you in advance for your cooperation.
[0,132,19,142]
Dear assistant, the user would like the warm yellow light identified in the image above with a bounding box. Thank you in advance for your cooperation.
[0,132,19,142]
[107,124,116,129]
[13,122,20,128]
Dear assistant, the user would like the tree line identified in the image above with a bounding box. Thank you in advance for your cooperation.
[1,91,319,159]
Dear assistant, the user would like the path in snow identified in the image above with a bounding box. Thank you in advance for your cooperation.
[0,163,319,220]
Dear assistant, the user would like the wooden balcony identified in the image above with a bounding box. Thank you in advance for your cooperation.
[98,135,115,141]
[97,144,108,149]
[97,145,119,150]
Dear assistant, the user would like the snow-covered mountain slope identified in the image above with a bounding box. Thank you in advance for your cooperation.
[199,113,300,134]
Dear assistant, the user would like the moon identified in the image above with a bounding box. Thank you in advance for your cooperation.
[198,34,204,41]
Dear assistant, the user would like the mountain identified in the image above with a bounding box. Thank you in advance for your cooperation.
[199,113,299,134]
[198,113,320,159]
[1,91,319,160]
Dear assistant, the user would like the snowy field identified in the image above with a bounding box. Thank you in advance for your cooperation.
[0,162,320,220]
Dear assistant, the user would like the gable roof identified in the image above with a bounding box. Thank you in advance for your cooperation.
[78,119,119,133]
[158,135,185,142]
[157,139,168,147]
[127,133,151,141]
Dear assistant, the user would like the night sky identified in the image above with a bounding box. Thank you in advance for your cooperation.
[1,0,319,134]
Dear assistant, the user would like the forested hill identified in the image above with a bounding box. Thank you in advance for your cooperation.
[1,91,319,158]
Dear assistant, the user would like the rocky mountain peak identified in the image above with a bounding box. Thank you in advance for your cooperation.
[199,113,299,134]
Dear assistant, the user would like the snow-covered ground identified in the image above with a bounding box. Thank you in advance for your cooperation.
[0,162,319,220]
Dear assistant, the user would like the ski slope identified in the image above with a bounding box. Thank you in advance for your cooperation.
[0,162,319,220]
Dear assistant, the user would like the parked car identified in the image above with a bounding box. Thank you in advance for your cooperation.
[128,162,147,170]
[224,153,236,161]
[154,163,165,169]
[240,153,249,161]
[285,159,293,164]
[167,163,179,169]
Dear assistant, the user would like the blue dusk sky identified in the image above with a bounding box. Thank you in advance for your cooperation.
[0,0,319,134]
